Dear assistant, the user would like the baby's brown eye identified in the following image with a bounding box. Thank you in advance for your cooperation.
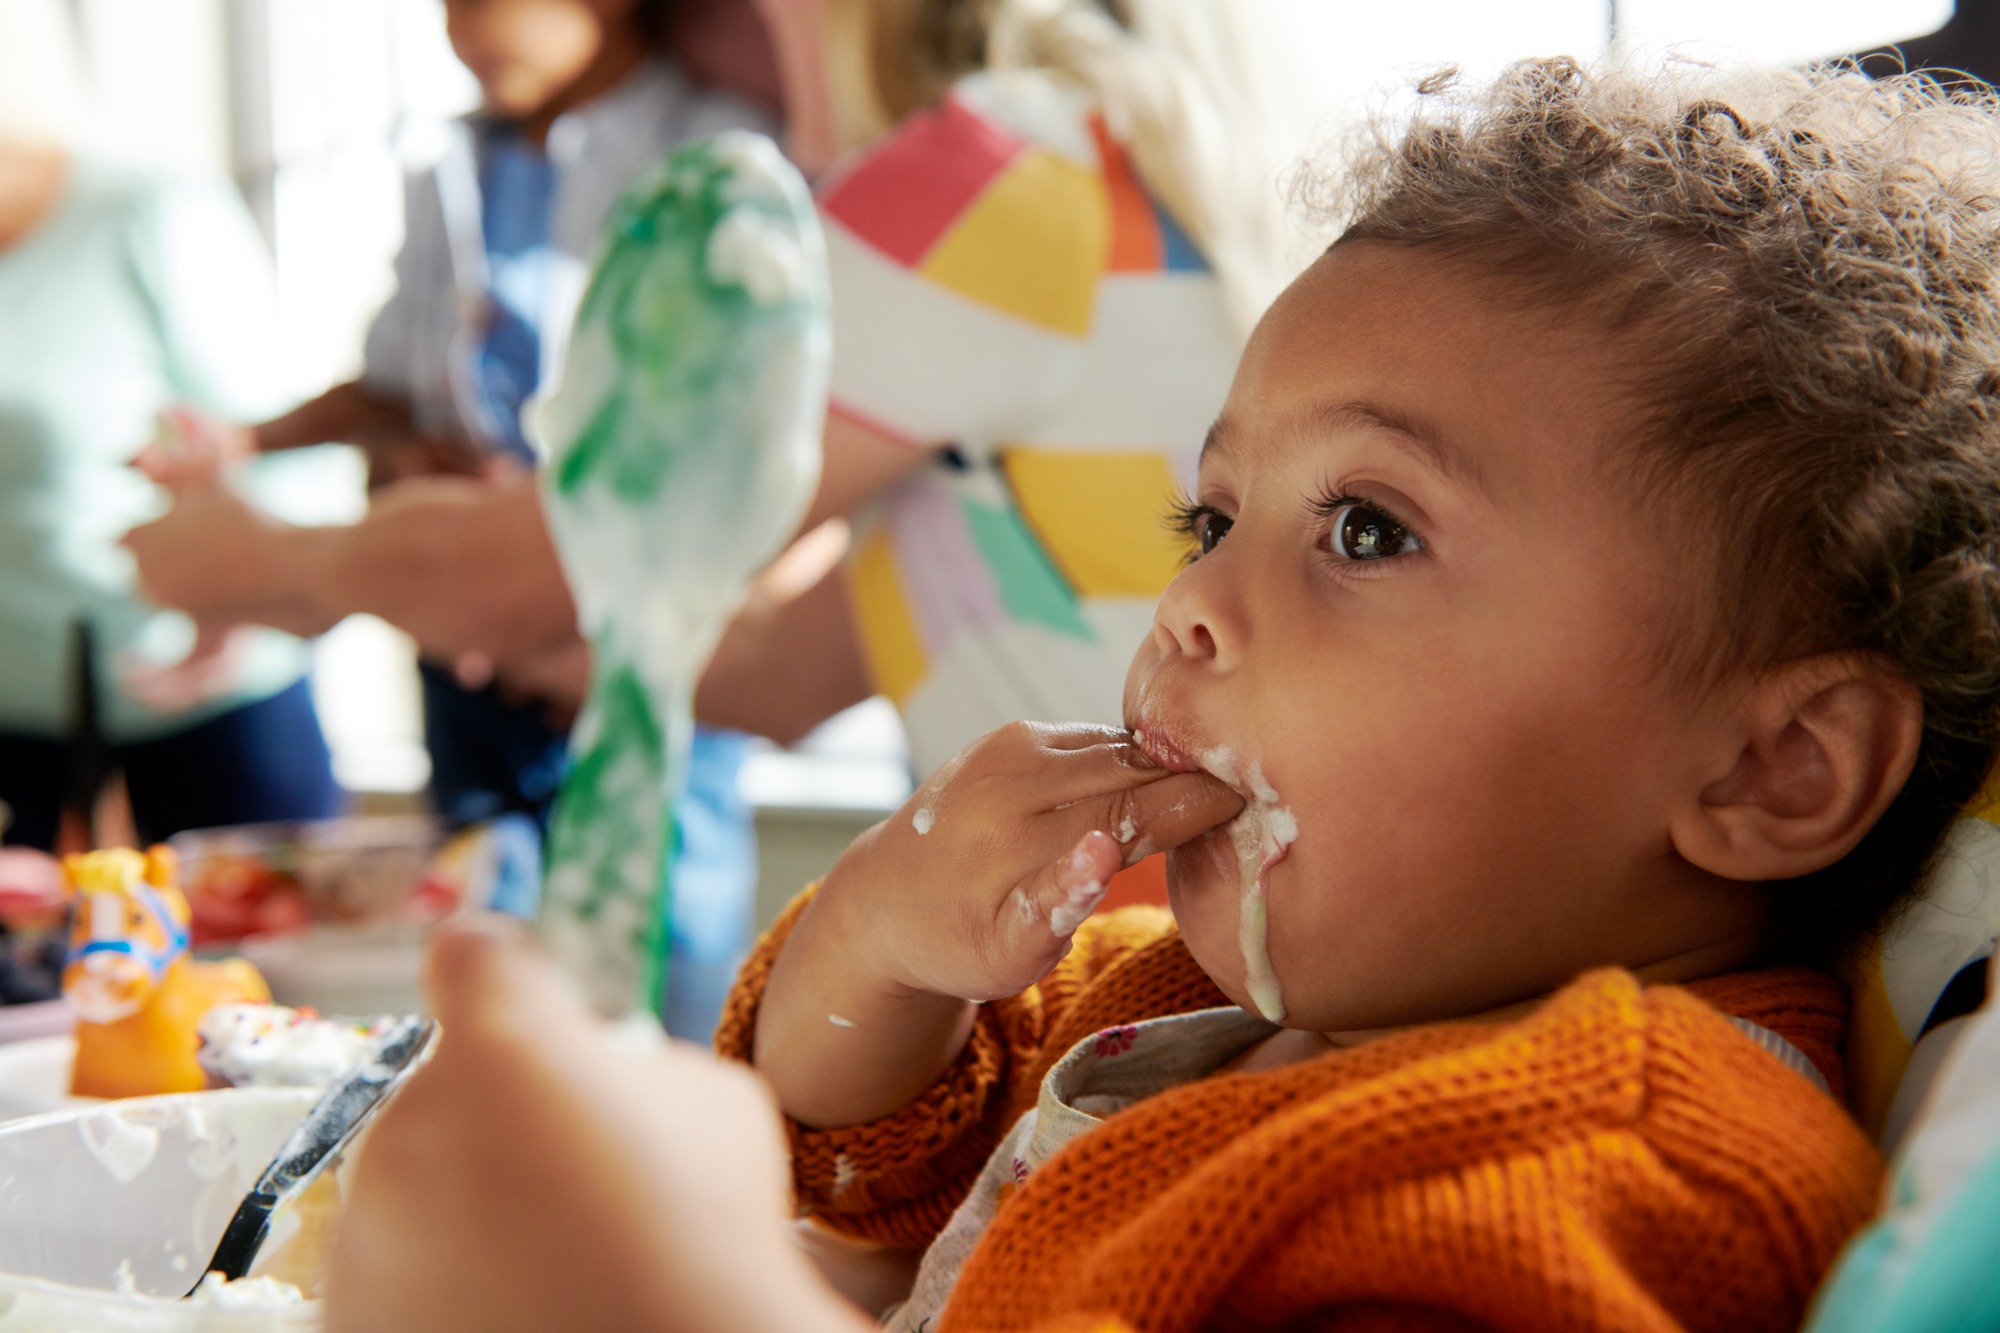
[1172,502,1233,556]
[1327,503,1420,561]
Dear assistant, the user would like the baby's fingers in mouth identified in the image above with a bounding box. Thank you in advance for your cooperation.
[1116,771,1246,863]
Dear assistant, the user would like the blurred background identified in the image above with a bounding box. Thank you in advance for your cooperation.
[0,0,1966,927]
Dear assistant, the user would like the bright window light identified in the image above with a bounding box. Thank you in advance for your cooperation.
[1615,0,1955,66]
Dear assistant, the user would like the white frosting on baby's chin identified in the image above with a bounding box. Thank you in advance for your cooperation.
[1196,745,1298,1024]
[912,806,935,836]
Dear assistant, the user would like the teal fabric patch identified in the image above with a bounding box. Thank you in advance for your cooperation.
[1805,1138,2000,1332]
[962,497,1093,640]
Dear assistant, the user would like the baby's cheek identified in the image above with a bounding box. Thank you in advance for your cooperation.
[1121,644,1158,722]
[1266,830,1512,1032]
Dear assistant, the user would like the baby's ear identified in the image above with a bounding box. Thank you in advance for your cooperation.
[1672,654,1922,882]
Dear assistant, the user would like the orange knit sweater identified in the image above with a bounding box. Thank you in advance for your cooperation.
[716,896,1882,1333]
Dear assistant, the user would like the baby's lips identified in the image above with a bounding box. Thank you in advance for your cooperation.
[1127,721,1206,775]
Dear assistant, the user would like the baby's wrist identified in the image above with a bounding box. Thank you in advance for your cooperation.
[814,863,935,1001]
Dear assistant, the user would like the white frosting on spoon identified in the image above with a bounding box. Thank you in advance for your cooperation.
[1197,746,1297,1023]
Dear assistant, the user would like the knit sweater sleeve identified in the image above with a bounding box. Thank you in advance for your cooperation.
[713,887,1179,1248]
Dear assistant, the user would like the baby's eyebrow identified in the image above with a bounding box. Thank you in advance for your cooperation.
[1309,400,1482,489]
[1200,417,1235,463]
[1202,401,1482,490]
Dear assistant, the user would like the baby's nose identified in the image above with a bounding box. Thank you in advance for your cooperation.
[1150,551,1245,670]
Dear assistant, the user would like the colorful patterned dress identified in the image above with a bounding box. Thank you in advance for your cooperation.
[820,70,1241,775]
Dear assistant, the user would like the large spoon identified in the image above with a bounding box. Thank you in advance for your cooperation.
[187,1014,435,1296]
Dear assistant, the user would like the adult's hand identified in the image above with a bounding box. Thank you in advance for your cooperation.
[483,634,592,730]
[353,475,579,662]
[131,404,258,491]
[119,621,250,712]
[122,483,337,637]
[128,396,495,493]
[125,472,579,661]
[326,915,871,1333]
[358,433,510,491]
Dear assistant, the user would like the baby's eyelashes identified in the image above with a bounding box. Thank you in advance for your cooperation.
[1167,490,1428,572]
[1166,497,1233,558]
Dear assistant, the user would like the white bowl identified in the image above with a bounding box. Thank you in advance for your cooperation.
[0,1088,324,1330]
[0,999,73,1046]
[0,1036,90,1123]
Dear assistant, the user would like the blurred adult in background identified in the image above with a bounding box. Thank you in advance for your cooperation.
[693,0,1292,797]
[0,4,341,850]
[130,0,1296,800]
[139,0,777,1039]
[129,0,1280,696]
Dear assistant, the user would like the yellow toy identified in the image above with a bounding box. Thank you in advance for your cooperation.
[63,846,268,1099]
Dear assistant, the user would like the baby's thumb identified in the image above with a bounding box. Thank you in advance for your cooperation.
[1014,831,1123,952]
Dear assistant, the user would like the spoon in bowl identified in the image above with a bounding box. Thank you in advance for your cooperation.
[187,1014,435,1297]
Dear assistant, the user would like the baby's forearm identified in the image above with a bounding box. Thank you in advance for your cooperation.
[753,870,978,1129]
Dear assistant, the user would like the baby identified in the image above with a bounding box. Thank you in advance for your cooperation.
[326,58,2000,1333]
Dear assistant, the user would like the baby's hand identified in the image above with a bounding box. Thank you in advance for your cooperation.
[328,916,869,1333]
[823,722,1244,1004]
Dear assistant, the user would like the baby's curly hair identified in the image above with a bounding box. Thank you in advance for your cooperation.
[1314,58,2000,963]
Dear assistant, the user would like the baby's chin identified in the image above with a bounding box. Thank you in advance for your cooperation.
[1168,836,1357,1033]
[1164,838,1262,1000]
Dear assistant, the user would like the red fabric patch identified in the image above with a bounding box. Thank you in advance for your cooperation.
[828,396,923,448]
[821,97,1024,268]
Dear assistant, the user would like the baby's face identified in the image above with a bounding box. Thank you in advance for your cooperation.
[1125,242,1762,1033]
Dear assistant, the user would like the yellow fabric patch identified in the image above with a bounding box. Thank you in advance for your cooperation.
[1844,951,1912,1141]
[919,149,1105,337]
[1002,449,1190,598]
[1967,763,2000,825]
[848,528,928,705]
